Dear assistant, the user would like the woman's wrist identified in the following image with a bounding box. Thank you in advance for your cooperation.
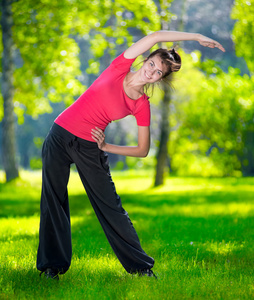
[101,142,108,152]
[195,33,202,42]
[156,31,202,43]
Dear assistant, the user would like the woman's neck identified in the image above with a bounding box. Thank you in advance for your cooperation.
[123,70,146,100]
[125,70,145,93]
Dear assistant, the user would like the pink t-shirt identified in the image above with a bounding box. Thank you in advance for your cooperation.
[55,52,150,142]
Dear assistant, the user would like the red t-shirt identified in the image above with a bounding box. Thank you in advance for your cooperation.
[55,52,150,142]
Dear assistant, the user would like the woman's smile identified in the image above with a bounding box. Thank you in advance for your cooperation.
[144,71,152,80]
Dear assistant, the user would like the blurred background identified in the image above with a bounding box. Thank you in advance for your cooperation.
[0,0,253,185]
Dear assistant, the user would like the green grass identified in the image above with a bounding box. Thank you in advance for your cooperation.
[0,170,254,299]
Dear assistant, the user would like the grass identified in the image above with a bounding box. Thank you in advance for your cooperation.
[0,170,254,299]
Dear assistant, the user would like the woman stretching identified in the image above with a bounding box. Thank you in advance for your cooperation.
[37,30,225,280]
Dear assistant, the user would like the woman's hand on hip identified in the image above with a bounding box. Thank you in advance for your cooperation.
[91,127,106,150]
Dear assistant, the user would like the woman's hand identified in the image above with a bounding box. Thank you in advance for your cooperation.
[91,127,106,150]
[91,126,150,157]
[197,34,225,52]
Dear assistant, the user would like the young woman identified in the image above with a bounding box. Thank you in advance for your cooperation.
[37,30,225,280]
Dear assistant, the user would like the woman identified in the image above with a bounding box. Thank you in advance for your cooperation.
[37,30,225,280]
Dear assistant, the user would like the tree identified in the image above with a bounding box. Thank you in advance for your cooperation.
[231,0,254,175]
[168,50,254,177]
[0,0,160,181]
[154,0,254,178]
[1,0,19,181]
[231,0,254,74]
[154,0,175,186]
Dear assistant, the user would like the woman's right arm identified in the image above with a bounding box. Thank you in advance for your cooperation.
[124,30,225,59]
[91,126,150,158]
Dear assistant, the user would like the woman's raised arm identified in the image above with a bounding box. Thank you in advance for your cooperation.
[124,30,225,59]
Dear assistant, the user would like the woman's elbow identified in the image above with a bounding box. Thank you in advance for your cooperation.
[139,148,149,158]
[149,31,161,43]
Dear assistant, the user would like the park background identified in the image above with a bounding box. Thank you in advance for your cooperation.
[0,0,254,299]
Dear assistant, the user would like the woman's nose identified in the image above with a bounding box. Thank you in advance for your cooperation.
[148,67,154,74]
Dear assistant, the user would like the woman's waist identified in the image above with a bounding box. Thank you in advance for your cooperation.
[51,122,99,146]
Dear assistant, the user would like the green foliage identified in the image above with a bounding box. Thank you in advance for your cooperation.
[124,155,155,171]
[86,0,161,72]
[165,2,254,177]
[231,0,254,73]
[33,137,44,149]
[1,0,160,122]
[10,0,87,121]
[169,50,254,176]
[0,171,254,299]
[1,0,252,179]
[30,157,42,170]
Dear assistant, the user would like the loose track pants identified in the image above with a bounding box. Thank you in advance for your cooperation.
[36,123,154,274]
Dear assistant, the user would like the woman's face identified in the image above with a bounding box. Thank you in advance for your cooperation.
[141,55,167,83]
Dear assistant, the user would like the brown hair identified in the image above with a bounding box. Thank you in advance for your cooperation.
[143,48,181,95]
[146,48,182,78]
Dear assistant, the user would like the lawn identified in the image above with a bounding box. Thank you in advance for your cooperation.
[0,170,254,299]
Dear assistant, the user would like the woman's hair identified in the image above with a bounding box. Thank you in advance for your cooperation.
[146,48,182,78]
[143,48,181,95]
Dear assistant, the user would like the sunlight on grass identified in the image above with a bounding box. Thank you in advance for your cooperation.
[0,216,87,240]
[67,169,154,195]
[1,170,254,299]
[72,255,122,274]
[171,202,254,217]
[0,170,5,182]
[0,216,39,239]
[204,240,244,255]
[150,177,254,194]
[125,201,254,217]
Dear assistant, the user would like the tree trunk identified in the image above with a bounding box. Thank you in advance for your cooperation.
[1,0,19,181]
[154,82,171,186]
[241,129,254,176]
[154,0,172,187]
[154,0,188,186]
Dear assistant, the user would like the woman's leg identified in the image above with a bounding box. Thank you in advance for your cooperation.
[74,145,154,274]
[37,128,73,274]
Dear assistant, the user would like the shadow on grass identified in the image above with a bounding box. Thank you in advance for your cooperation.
[1,186,254,299]
[122,188,254,205]
[1,210,253,299]
[1,180,254,218]
[1,175,254,299]
[0,182,92,217]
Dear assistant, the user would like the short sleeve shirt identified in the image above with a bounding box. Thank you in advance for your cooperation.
[55,52,150,141]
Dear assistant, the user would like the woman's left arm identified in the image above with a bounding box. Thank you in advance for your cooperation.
[124,30,225,59]
[91,126,150,157]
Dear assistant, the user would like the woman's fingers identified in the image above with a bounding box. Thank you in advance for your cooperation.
[91,128,104,138]
[199,35,225,52]
[203,41,225,52]
[207,41,225,52]
[91,127,106,149]
[217,43,226,52]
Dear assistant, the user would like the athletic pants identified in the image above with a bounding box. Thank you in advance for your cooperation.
[36,123,154,274]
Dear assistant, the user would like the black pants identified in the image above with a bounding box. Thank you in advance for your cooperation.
[36,123,154,274]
